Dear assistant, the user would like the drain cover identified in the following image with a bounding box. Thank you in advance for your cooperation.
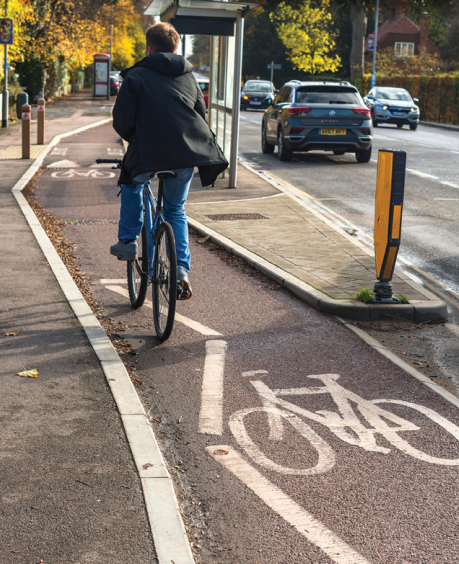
[64,219,118,225]
[205,213,268,221]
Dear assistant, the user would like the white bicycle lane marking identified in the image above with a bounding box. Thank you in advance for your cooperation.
[104,285,221,336]
[50,169,116,179]
[205,370,459,564]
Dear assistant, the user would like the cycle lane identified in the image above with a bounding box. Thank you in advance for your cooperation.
[33,124,459,564]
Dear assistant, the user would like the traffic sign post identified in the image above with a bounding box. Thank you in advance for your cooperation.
[0,18,13,128]
[373,149,406,303]
[267,61,281,84]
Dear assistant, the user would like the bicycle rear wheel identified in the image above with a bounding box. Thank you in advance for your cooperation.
[127,223,148,308]
[152,222,177,341]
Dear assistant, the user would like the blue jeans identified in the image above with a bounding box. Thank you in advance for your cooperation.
[118,168,194,272]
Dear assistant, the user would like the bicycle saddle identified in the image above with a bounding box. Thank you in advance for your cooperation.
[155,171,178,180]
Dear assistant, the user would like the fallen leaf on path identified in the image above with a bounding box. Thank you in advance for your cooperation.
[4,331,19,336]
[122,485,130,489]
[17,369,38,378]
[198,235,210,243]
[213,449,229,456]
[11,551,21,553]
[142,463,153,469]
[412,361,422,365]
[31,506,39,510]
[128,349,138,356]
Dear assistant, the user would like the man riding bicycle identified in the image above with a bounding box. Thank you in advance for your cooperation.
[111,22,228,300]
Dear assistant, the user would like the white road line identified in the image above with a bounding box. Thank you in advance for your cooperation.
[440,181,459,189]
[406,168,438,179]
[242,369,269,377]
[451,151,459,154]
[198,340,227,435]
[434,198,459,201]
[100,278,127,284]
[207,446,371,564]
[105,285,222,336]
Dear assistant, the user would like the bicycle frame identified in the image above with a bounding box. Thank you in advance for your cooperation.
[142,182,165,282]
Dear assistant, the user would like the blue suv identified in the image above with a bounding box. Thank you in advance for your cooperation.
[261,81,373,163]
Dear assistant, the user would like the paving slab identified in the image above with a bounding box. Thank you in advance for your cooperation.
[186,164,447,322]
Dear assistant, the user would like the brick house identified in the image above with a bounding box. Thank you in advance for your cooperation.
[365,0,441,61]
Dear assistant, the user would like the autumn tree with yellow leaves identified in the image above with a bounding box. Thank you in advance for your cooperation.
[8,0,150,101]
[270,0,341,77]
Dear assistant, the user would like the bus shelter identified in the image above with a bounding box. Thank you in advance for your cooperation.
[144,0,257,188]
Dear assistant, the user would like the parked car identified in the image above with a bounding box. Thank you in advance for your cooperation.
[363,87,420,130]
[261,81,373,163]
[110,76,121,96]
[241,80,276,111]
[192,73,209,106]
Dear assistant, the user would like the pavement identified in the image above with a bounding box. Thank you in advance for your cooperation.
[0,90,451,563]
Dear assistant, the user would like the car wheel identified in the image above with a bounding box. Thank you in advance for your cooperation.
[261,122,275,154]
[410,124,418,131]
[355,146,372,163]
[278,128,293,161]
[333,150,345,156]
[397,123,403,129]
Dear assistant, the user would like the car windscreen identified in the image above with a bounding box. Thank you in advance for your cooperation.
[243,82,271,92]
[295,86,360,104]
[376,88,411,101]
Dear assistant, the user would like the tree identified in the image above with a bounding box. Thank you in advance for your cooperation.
[270,0,341,77]
[349,0,367,80]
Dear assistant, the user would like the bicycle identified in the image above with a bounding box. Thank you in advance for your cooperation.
[96,158,178,341]
[229,373,459,475]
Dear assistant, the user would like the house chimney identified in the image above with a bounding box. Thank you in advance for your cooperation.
[390,0,408,18]
[420,12,431,52]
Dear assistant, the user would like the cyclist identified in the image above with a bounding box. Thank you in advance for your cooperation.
[111,22,227,299]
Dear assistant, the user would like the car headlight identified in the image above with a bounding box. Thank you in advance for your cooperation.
[243,95,249,100]
[410,107,418,112]
[382,105,389,110]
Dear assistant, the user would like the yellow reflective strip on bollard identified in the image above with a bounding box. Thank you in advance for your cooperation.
[391,205,402,240]
[374,151,393,279]
[382,247,398,280]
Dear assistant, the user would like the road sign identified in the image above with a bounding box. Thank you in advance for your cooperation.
[0,19,13,45]
[267,63,282,70]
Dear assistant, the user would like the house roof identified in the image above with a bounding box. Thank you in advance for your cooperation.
[377,14,420,42]
[365,13,440,55]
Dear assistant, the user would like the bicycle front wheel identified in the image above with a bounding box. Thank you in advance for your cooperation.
[127,223,148,308]
[152,222,177,341]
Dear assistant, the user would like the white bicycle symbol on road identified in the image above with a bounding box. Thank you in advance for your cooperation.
[50,169,115,179]
[230,373,459,475]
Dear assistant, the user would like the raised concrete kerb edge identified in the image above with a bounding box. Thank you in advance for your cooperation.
[187,216,447,323]
[234,158,447,323]
[12,119,196,564]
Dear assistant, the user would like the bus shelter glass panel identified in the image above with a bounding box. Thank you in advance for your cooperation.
[210,34,235,170]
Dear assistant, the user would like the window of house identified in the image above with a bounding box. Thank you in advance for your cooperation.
[394,42,414,57]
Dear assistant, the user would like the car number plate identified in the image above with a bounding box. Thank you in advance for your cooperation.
[394,111,406,116]
[320,129,346,135]
[250,101,262,105]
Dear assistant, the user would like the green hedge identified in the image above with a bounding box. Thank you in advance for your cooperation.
[354,75,459,126]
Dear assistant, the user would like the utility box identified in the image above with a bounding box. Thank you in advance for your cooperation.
[17,92,28,119]
[93,53,110,99]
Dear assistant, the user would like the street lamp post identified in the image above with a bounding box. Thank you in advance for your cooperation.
[371,0,380,88]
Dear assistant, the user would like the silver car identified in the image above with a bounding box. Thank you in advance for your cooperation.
[363,87,420,130]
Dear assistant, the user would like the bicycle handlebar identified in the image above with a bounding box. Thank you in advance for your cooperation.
[95,158,122,164]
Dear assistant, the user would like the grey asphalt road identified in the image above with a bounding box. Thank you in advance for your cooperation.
[31,123,459,564]
[239,112,459,305]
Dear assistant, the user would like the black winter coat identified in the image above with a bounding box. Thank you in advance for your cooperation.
[113,53,228,186]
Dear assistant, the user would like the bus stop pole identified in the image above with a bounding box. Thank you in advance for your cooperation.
[229,11,244,188]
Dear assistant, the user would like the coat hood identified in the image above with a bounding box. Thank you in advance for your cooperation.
[121,53,193,79]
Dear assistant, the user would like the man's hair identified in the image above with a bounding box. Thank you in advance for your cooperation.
[146,23,180,53]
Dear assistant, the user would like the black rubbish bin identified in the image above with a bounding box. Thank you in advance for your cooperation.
[16,92,29,119]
